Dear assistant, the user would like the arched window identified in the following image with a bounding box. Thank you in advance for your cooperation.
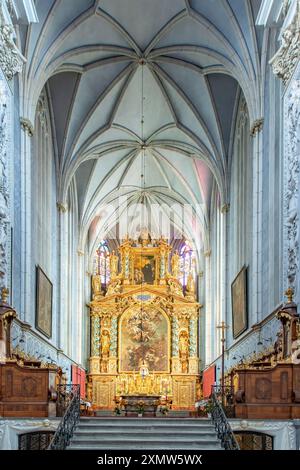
[93,240,110,284]
[179,241,195,286]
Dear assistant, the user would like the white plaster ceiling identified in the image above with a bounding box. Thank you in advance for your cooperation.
[21,0,263,249]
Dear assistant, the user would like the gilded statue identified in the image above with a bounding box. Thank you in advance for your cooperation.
[134,268,144,284]
[101,330,110,358]
[274,330,283,362]
[171,251,180,278]
[186,273,195,298]
[179,330,189,373]
[106,278,122,296]
[168,278,183,297]
[138,228,152,246]
[109,251,119,279]
[92,275,103,299]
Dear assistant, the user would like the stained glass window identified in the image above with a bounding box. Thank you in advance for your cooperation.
[179,241,195,286]
[93,240,110,284]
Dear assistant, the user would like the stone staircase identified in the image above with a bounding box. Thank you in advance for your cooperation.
[67,417,223,450]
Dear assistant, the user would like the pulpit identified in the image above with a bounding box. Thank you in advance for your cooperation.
[87,235,201,411]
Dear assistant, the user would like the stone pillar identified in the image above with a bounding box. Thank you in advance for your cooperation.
[270,1,300,302]
[251,124,264,323]
[57,203,68,350]
[0,1,28,319]
[283,74,300,302]
[204,249,212,365]
[0,71,11,294]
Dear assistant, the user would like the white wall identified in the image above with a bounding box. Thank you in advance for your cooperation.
[205,27,285,369]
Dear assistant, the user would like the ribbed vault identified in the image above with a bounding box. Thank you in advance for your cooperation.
[20,0,263,257]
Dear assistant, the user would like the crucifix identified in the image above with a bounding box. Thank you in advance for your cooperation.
[216,321,229,404]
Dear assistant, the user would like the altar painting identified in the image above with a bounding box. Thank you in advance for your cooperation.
[120,308,169,372]
[134,255,155,284]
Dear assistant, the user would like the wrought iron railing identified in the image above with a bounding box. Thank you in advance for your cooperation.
[212,385,236,418]
[210,385,240,450]
[48,384,80,450]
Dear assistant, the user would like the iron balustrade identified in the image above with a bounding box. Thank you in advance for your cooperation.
[210,385,240,450]
[48,384,80,450]
[212,384,236,418]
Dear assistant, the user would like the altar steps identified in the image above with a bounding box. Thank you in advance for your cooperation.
[94,410,190,418]
[67,418,223,450]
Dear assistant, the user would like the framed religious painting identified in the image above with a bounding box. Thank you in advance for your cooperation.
[231,266,248,339]
[35,266,53,338]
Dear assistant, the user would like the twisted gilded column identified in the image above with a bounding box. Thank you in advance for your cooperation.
[123,248,131,284]
[189,314,199,374]
[108,315,118,373]
[110,315,118,356]
[90,313,100,373]
[171,315,181,372]
[189,315,197,356]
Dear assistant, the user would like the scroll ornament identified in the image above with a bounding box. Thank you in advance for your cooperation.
[0,2,26,81]
[270,0,300,85]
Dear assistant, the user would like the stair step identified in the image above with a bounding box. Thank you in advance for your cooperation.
[78,419,213,428]
[80,416,211,423]
[67,416,222,451]
[76,423,215,429]
[74,430,216,439]
[72,434,219,442]
[68,441,222,450]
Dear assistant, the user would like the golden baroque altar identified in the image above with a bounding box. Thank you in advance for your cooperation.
[87,236,201,410]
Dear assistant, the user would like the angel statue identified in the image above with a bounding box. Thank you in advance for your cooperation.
[109,250,119,279]
[171,251,180,279]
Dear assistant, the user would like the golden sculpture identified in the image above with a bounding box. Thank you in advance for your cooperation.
[88,235,201,411]
[101,330,110,357]
[109,251,119,279]
[134,268,144,284]
[106,278,122,296]
[179,330,189,373]
[168,278,184,297]
[171,250,180,278]
[92,275,103,299]
[186,273,196,299]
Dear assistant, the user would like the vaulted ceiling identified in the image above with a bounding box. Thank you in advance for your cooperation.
[21,0,263,253]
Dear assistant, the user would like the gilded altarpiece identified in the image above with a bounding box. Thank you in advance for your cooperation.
[87,237,201,410]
